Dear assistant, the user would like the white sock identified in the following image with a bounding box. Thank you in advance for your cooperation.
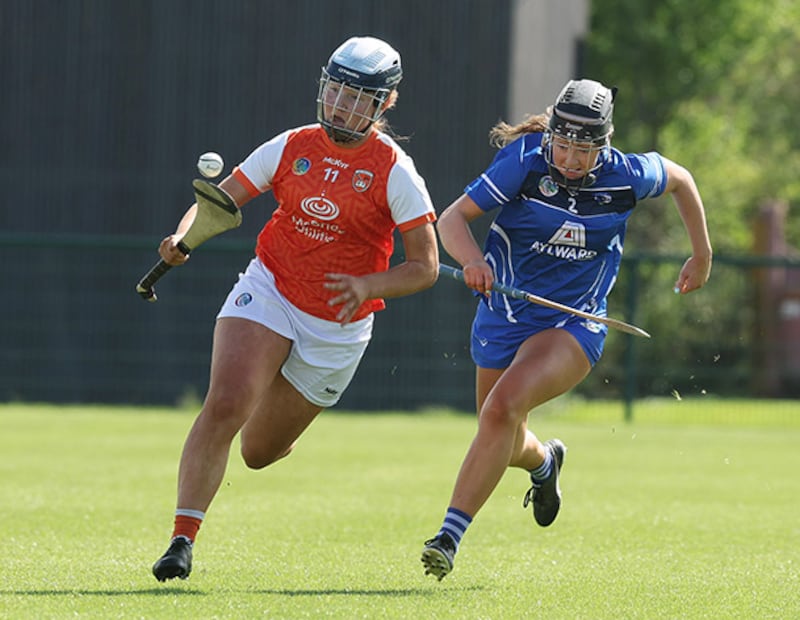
[530,449,553,483]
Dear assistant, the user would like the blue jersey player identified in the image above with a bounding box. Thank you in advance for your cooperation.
[421,79,712,581]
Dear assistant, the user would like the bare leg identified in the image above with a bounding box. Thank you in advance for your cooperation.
[448,329,591,517]
[154,317,304,581]
[176,318,292,512]
[239,372,323,469]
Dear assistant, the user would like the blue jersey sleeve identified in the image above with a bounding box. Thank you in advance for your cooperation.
[625,152,668,200]
[465,134,543,211]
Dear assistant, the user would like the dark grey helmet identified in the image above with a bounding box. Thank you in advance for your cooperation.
[316,37,402,143]
[543,79,617,189]
[550,79,616,144]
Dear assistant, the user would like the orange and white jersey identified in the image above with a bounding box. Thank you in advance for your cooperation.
[233,124,436,322]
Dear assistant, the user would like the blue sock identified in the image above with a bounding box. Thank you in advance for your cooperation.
[530,449,553,484]
[438,507,473,551]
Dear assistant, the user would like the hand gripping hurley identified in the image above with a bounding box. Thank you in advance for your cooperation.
[135,179,242,302]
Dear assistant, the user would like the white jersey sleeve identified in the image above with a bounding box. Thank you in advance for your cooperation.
[236,128,295,193]
[385,148,435,228]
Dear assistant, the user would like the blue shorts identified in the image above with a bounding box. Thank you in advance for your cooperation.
[470,300,606,369]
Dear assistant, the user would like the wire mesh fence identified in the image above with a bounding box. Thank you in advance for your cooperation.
[1,235,798,419]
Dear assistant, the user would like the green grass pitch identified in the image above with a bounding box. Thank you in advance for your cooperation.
[0,401,798,619]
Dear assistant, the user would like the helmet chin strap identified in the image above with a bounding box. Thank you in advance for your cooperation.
[542,131,607,192]
[547,165,597,192]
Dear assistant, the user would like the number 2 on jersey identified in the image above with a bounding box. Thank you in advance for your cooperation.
[567,197,578,214]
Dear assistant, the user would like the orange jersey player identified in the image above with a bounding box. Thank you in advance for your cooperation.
[233,121,435,322]
[151,36,438,582]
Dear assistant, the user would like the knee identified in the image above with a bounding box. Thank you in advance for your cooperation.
[240,440,294,470]
[193,397,252,445]
[202,388,253,428]
[480,394,527,429]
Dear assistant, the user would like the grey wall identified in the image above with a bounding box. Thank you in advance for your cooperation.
[509,0,589,123]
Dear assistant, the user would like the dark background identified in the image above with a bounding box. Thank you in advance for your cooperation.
[1,1,524,411]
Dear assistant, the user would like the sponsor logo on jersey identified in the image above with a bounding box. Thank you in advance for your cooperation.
[529,221,597,261]
[234,292,253,307]
[548,221,586,247]
[300,196,340,221]
[292,158,311,175]
[538,175,559,197]
[352,169,374,192]
[323,156,349,169]
[293,197,345,243]
[594,192,612,205]
[291,214,344,243]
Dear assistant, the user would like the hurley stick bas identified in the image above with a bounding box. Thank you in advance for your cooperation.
[136,179,242,302]
[439,263,651,338]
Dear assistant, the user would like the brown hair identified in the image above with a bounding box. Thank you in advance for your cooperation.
[374,90,406,139]
[488,109,551,148]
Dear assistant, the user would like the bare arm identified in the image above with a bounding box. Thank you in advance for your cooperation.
[436,194,494,294]
[158,175,255,266]
[324,221,439,324]
[662,158,713,294]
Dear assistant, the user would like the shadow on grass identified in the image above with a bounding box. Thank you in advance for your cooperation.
[0,588,206,596]
[1,586,484,597]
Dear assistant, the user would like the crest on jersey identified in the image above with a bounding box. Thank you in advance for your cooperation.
[581,319,604,334]
[538,175,559,197]
[292,158,311,175]
[352,169,374,192]
[234,292,253,307]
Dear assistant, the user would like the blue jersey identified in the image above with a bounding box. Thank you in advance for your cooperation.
[466,132,666,326]
[465,133,666,368]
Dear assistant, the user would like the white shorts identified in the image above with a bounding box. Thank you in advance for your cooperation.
[217,258,373,407]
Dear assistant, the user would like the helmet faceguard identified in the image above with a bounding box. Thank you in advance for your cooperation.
[542,79,617,190]
[316,36,402,144]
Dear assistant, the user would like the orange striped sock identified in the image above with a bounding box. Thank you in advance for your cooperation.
[171,509,205,543]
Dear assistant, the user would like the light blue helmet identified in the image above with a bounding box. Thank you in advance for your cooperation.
[316,36,402,143]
